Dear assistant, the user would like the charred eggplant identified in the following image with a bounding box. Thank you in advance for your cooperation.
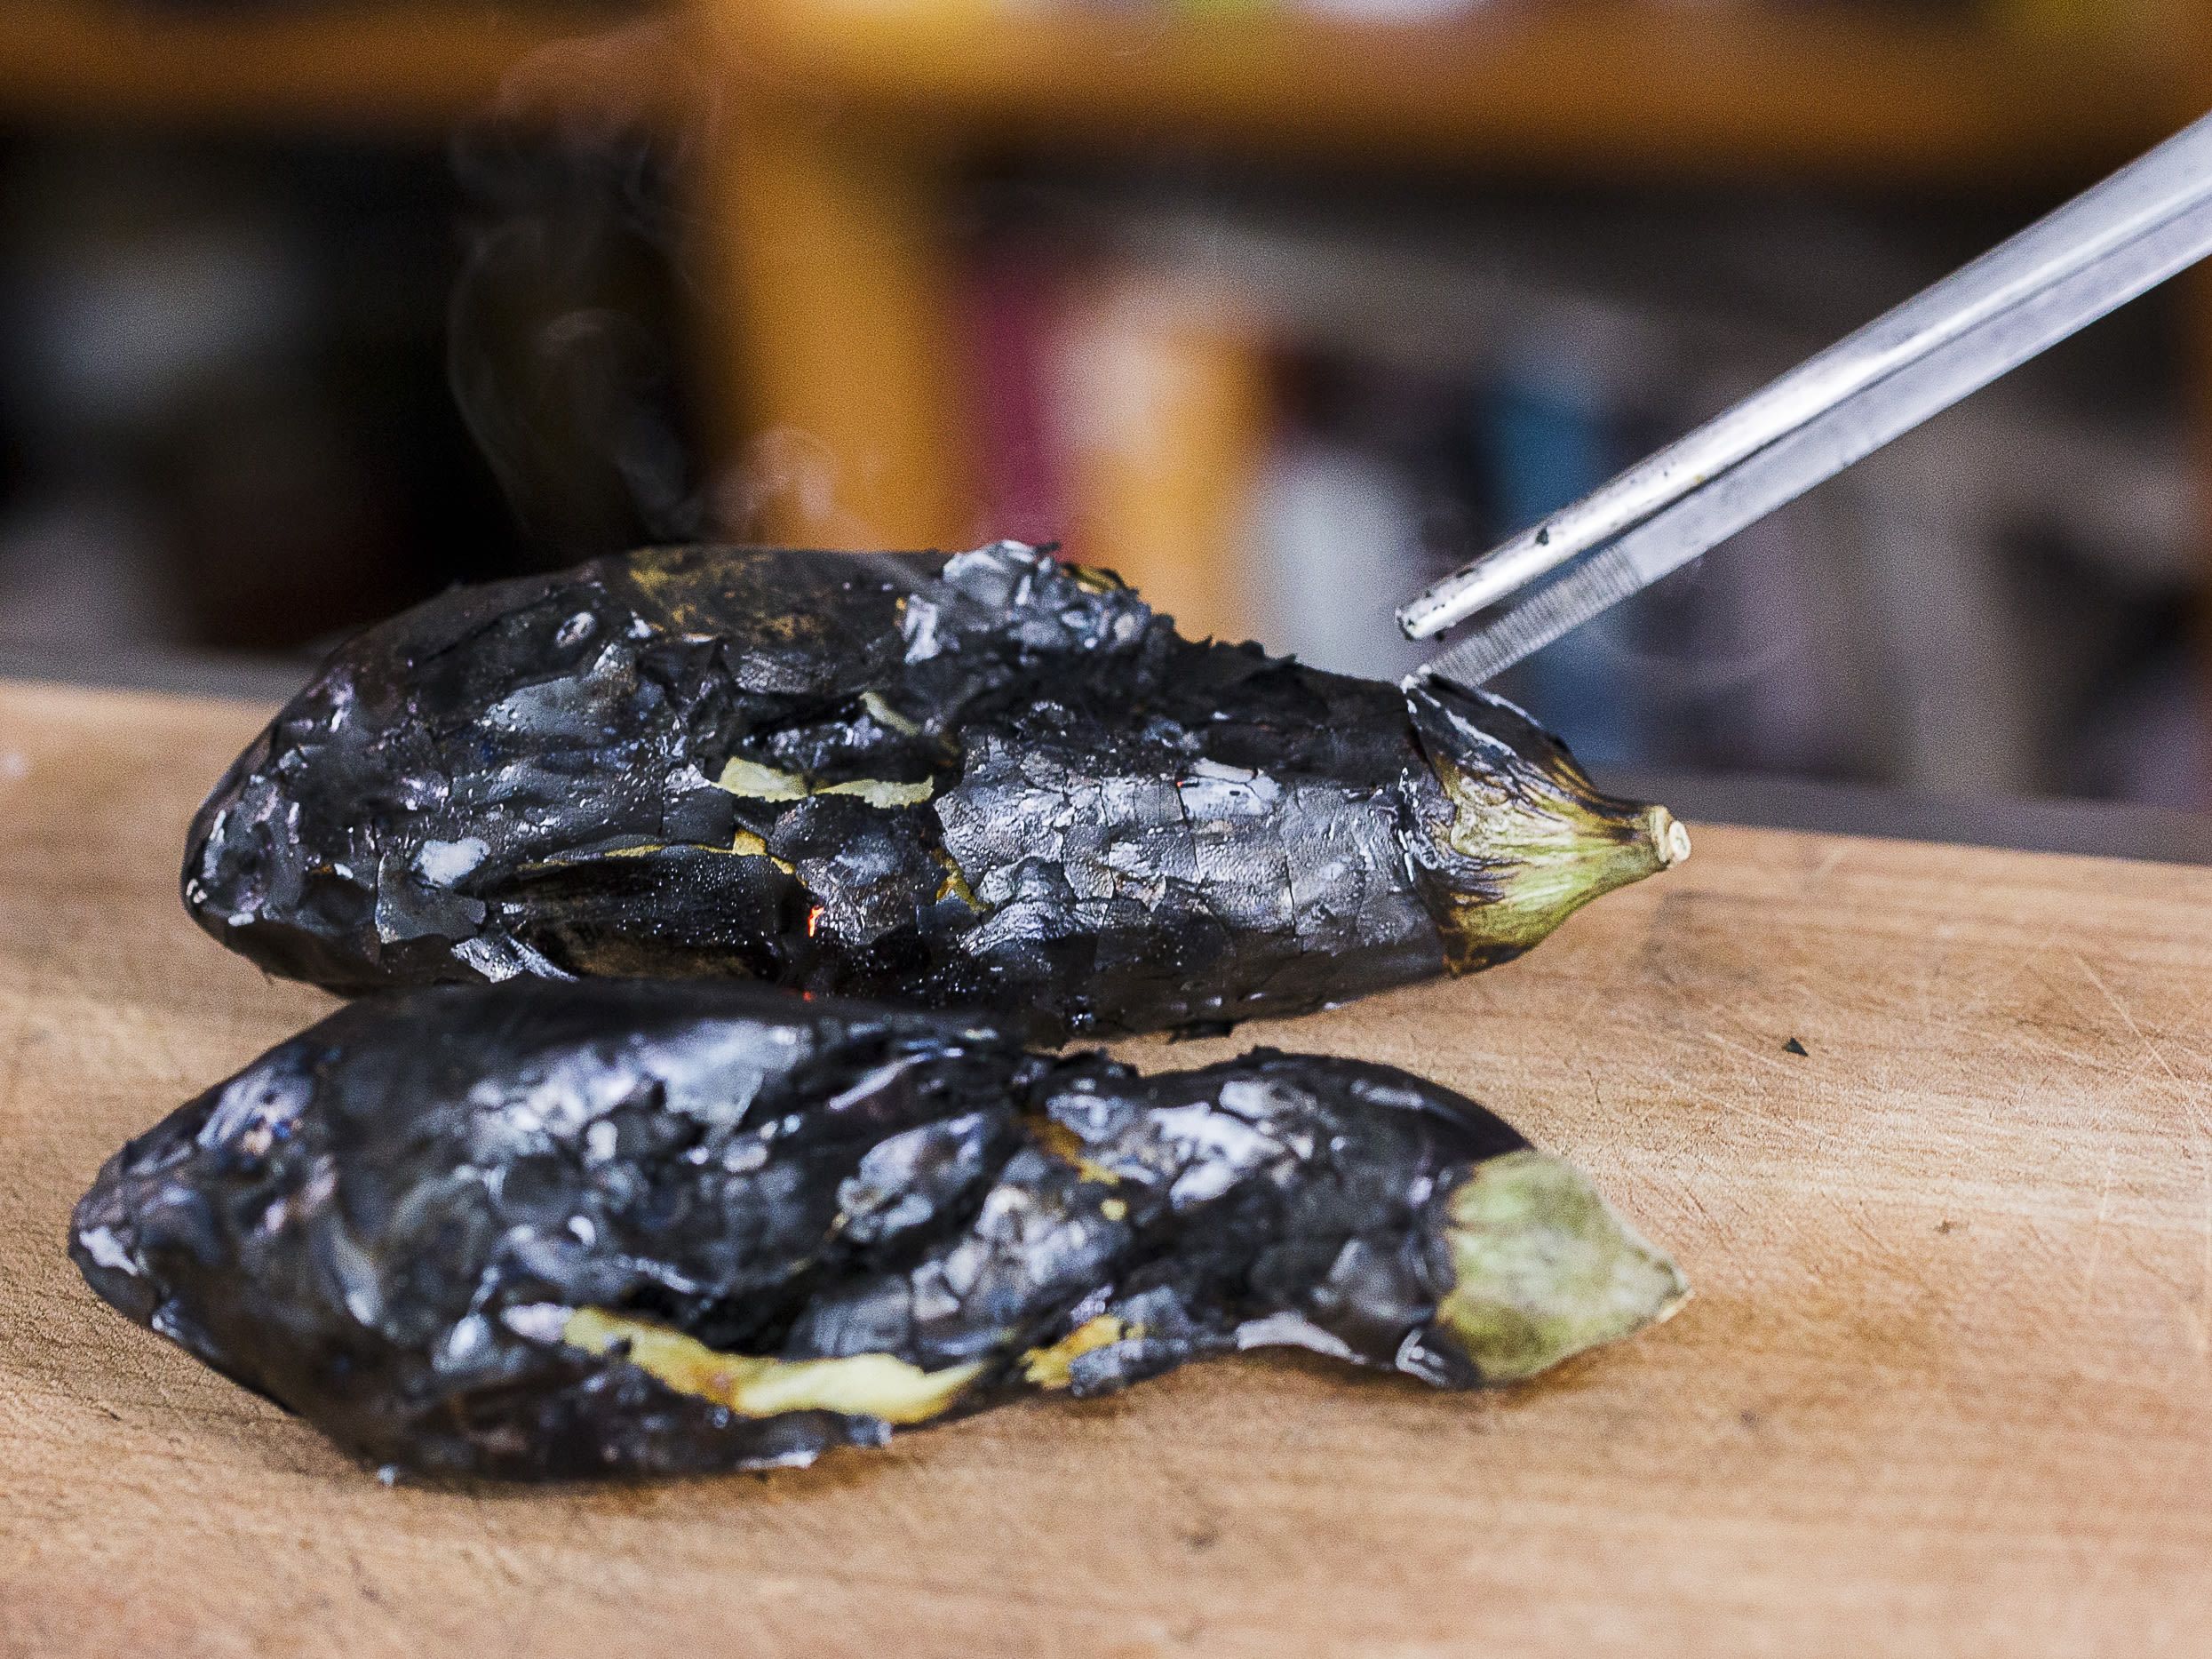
[185,542,1687,1041]
[72,979,1686,1480]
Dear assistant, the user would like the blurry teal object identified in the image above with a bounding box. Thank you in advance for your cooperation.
[1479,372,1641,769]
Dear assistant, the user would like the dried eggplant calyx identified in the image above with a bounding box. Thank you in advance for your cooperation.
[183,540,1685,1040]
[72,979,1688,1480]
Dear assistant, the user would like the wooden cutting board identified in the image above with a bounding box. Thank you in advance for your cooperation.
[4,677,2210,1658]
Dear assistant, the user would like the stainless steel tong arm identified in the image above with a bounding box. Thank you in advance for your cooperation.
[1397,109,2212,656]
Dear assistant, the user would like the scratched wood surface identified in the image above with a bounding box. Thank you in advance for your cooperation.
[4,676,2212,1658]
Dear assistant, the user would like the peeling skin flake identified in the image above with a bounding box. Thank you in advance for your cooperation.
[71,978,1686,1482]
[180,541,1684,1041]
[78,1226,139,1275]
[416,837,489,887]
[1234,1311,1357,1361]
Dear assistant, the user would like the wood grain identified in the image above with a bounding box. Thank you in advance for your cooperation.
[4,677,2212,1657]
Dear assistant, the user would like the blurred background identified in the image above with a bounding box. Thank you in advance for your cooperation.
[2,0,2208,810]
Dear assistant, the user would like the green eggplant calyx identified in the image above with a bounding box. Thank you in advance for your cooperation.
[1434,1150,1690,1384]
[1422,747,1688,971]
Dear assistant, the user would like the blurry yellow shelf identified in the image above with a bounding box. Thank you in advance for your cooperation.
[0,3,681,132]
[717,0,2198,186]
[700,0,2212,563]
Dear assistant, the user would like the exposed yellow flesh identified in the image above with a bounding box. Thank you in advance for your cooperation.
[933,849,984,912]
[860,690,922,737]
[521,833,794,874]
[1061,562,1129,594]
[728,828,797,872]
[561,1308,983,1424]
[716,756,934,810]
[818,777,935,808]
[622,546,810,637]
[1033,1119,1122,1186]
[1021,1315,1136,1389]
[716,758,810,802]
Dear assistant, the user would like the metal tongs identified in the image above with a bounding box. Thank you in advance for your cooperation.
[1402,110,2212,690]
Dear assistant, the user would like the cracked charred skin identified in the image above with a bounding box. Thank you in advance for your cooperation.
[70,978,1687,1480]
[183,541,1686,1041]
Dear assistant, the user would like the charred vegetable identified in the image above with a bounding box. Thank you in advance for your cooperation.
[72,979,1686,1480]
[185,541,1686,1041]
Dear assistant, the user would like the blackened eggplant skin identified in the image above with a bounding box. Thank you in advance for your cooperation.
[72,979,1686,1480]
[183,542,1688,1041]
